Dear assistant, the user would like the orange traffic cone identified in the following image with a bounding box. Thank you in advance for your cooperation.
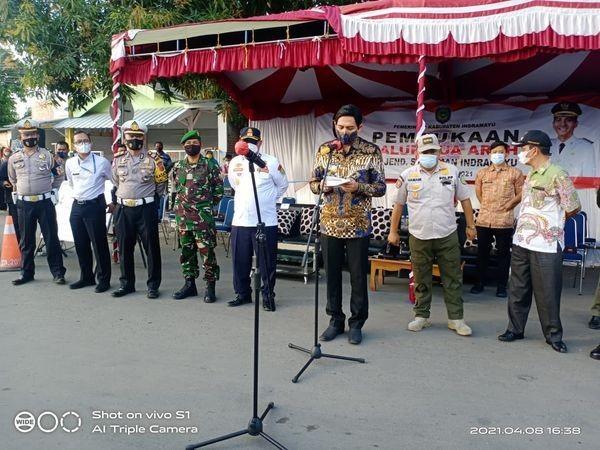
[0,215,21,271]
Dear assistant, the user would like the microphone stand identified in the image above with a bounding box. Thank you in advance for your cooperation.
[187,159,287,449]
[288,147,365,383]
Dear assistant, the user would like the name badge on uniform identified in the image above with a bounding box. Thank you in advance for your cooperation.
[186,173,193,180]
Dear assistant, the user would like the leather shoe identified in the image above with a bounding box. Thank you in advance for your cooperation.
[53,276,66,285]
[588,316,600,330]
[263,296,276,312]
[470,284,484,294]
[319,325,344,342]
[94,282,110,293]
[227,296,252,307]
[547,340,568,353]
[12,276,34,286]
[496,286,507,298]
[348,328,362,345]
[590,344,600,360]
[498,330,524,342]
[147,289,160,299]
[111,287,135,298]
[69,279,95,290]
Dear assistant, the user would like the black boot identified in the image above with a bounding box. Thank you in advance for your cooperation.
[203,281,216,303]
[263,295,276,312]
[172,278,198,300]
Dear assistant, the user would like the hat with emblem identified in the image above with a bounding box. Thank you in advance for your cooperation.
[15,118,40,131]
[121,119,148,135]
[416,133,441,153]
[239,127,261,142]
[551,102,582,117]
[512,130,552,150]
[180,130,201,144]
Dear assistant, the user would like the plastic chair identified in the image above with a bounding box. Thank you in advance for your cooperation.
[562,217,584,295]
[216,200,234,257]
[214,196,233,223]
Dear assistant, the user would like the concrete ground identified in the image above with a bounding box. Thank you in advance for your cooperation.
[1,211,599,450]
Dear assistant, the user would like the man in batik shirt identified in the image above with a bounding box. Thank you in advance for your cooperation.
[498,131,580,354]
[310,104,386,345]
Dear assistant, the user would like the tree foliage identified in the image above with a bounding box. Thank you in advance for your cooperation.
[0,0,354,120]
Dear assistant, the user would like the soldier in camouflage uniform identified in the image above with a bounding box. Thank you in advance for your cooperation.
[172,130,223,302]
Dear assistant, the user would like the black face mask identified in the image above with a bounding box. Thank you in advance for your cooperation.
[184,145,201,156]
[57,151,67,159]
[23,138,38,148]
[126,139,144,151]
[336,130,358,146]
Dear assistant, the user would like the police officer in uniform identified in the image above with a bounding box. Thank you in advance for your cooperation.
[65,130,112,292]
[171,130,223,301]
[388,134,476,336]
[227,127,289,311]
[7,119,66,285]
[110,120,167,299]
[550,102,597,179]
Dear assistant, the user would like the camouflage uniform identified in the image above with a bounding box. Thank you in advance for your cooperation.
[173,156,223,281]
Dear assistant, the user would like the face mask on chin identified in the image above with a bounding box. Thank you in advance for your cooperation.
[22,137,38,148]
[126,139,144,151]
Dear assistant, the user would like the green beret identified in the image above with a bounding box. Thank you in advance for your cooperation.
[180,130,201,144]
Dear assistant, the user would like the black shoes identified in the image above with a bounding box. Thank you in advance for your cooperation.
[498,330,524,342]
[496,286,507,298]
[547,340,568,353]
[348,328,362,345]
[94,282,110,293]
[319,325,345,342]
[69,279,95,290]
[173,278,198,300]
[590,344,600,360]
[470,284,484,294]
[12,276,34,286]
[53,276,66,285]
[111,287,135,298]
[263,296,276,312]
[589,316,600,330]
[147,289,160,299]
[227,296,252,307]
[204,281,216,303]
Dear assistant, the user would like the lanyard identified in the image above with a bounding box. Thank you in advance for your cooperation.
[78,154,96,174]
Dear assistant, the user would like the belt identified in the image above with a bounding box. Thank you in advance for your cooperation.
[74,195,105,206]
[17,192,52,202]
[117,196,155,207]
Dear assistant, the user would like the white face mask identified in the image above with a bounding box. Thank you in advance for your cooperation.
[490,153,505,165]
[248,142,259,153]
[517,149,531,165]
[77,142,92,154]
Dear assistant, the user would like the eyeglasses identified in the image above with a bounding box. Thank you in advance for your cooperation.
[74,140,90,145]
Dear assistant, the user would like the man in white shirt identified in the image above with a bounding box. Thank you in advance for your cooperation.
[227,127,289,311]
[549,102,597,180]
[65,130,112,292]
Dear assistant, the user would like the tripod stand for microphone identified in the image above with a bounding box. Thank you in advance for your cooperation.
[186,159,287,450]
[288,148,365,384]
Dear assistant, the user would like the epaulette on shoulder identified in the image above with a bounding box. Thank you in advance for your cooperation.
[113,149,127,159]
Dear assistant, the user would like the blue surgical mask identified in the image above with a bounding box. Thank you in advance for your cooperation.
[419,154,438,169]
[490,153,505,165]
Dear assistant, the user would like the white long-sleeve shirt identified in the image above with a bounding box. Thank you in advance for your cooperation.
[228,153,289,227]
[65,153,112,201]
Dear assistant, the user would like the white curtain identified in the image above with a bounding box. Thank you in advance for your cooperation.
[250,114,316,201]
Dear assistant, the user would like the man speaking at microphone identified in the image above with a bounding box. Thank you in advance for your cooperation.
[310,104,386,345]
[227,127,289,311]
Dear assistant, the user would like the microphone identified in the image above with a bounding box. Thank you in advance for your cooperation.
[319,140,342,156]
[235,140,266,169]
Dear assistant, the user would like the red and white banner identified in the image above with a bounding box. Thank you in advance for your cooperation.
[316,102,600,189]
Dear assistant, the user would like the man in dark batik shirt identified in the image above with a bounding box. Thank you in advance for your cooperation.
[310,104,386,345]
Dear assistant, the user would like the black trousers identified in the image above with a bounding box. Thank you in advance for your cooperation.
[507,244,563,343]
[69,197,111,284]
[475,226,513,288]
[114,203,161,290]
[16,198,65,279]
[6,195,20,243]
[231,225,278,300]
[322,235,370,330]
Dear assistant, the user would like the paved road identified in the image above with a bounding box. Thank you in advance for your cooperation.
[1,212,598,450]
